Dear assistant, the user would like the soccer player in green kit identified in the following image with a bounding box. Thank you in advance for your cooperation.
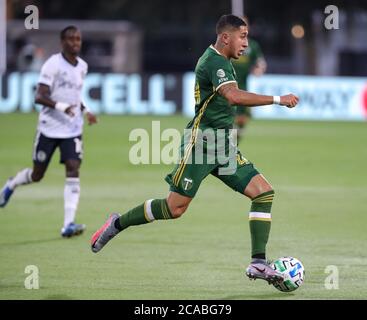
[91,14,299,284]
[232,16,267,142]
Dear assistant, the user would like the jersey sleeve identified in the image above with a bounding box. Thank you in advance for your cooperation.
[208,57,237,91]
[38,57,57,87]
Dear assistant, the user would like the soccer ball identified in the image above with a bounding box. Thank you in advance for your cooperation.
[270,256,305,292]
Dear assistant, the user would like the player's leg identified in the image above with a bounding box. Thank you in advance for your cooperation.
[243,174,283,283]
[61,159,84,237]
[0,165,44,208]
[90,157,202,253]
[64,159,81,229]
[116,192,191,231]
[91,192,192,253]
[31,163,48,182]
[59,136,85,237]
[244,173,274,261]
[212,152,283,283]
[91,141,212,253]
[0,132,56,207]
[166,191,192,218]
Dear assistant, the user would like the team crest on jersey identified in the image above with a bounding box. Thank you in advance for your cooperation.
[216,69,225,78]
[37,150,47,162]
[182,178,193,191]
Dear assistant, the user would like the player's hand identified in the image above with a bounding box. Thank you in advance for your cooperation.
[65,105,76,117]
[86,112,98,125]
[280,94,299,108]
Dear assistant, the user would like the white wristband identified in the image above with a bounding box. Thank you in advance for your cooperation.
[55,102,69,113]
[273,96,281,105]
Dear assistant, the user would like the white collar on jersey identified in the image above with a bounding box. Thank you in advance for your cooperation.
[209,44,226,58]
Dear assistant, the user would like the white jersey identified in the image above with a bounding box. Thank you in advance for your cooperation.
[37,53,88,138]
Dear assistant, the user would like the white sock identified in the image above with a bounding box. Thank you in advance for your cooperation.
[8,168,33,190]
[64,178,80,228]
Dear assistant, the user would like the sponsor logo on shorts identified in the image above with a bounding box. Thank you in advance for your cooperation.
[37,150,47,162]
[183,178,193,191]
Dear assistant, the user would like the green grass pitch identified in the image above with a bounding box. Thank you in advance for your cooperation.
[0,113,366,299]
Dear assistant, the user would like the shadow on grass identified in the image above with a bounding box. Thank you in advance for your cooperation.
[0,237,62,247]
[167,260,203,265]
[221,292,296,300]
[43,294,74,300]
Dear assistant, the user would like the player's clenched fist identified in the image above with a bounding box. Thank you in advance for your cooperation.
[86,112,98,125]
[65,105,76,117]
[280,94,299,108]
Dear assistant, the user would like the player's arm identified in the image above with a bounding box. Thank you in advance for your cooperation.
[217,82,298,108]
[78,63,97,125]
[81,103,98,125]
[35,83,75,116]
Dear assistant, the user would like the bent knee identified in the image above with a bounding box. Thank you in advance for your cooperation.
[31,172,44,182]
[244,174,275,199]
[252,188,275,201]
[170,205,188,219]
[263,186,274,194]
[257,179,274,194]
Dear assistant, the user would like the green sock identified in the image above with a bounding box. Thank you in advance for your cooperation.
[117,199,173,230]
[249,190,274,259]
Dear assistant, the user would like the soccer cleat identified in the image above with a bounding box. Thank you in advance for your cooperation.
[0,178,14,208]
[91,213,121,253]
[246,261,284,284]
[61,222,86,238]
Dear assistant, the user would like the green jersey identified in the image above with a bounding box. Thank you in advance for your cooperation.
[165,46,260,198]
[231,39,263,90]
[186,45,237,131]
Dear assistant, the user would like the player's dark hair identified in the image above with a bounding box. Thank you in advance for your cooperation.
[60,25,80,40]
[216,14,247,34]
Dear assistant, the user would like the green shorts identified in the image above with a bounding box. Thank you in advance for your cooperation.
[165,141,260,198]
[235,106,252,117]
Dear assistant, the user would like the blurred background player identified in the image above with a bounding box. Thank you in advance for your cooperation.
[16,42,45,72]
[231,16,267,143]
[0,26,98,237]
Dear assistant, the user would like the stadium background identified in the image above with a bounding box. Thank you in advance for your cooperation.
[0,0,366,299]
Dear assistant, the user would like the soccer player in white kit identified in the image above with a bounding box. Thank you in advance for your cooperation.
[0,26,98,237]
